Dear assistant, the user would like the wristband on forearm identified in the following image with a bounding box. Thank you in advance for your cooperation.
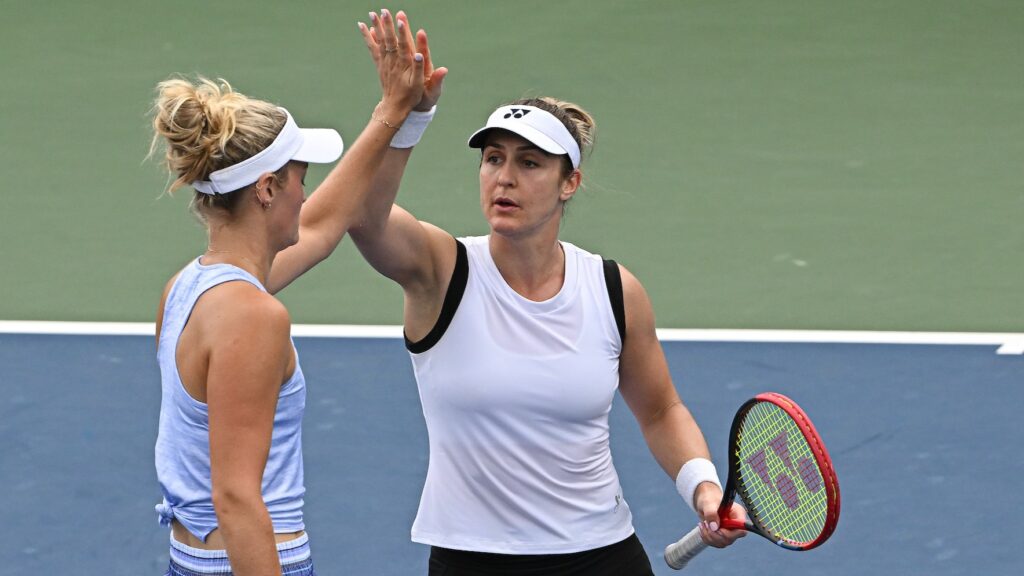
[675,457,722,513]
[390,105,436,148]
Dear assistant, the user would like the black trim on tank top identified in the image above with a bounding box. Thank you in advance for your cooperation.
[405,239,468,353]
[603,259,626,343]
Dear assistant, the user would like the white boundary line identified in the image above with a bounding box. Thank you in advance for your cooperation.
[1,321,1021,355]
[655,329,1024,356]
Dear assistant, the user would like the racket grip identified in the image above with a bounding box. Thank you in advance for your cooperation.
[664,525,709,570]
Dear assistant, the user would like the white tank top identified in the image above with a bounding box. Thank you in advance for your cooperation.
[408,236,635,554]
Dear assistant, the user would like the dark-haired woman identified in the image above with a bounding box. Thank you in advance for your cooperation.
[350,15,744,575]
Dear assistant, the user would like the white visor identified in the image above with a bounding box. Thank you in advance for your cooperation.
[193,108,343,195]
[467,105,580,169]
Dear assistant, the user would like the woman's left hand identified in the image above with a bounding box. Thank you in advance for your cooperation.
[695,484,748,548]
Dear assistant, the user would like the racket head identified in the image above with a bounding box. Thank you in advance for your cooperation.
[724,392,840,550]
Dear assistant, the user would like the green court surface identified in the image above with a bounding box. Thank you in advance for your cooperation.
[1,0,1020,331]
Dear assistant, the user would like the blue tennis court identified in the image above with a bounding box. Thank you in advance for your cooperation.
[1,329,1020,575]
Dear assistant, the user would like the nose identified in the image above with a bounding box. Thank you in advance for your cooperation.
[496,162,516,187]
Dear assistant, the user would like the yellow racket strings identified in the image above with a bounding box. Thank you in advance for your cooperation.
[735,402,828,544]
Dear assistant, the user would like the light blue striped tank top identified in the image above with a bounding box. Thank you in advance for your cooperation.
[154,258,306,541]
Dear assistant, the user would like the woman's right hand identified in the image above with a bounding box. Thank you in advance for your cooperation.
[360,9,446,116]
[359,9,423,120]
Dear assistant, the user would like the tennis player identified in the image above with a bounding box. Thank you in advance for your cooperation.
[349,12,746,575]
[149,10,427,575]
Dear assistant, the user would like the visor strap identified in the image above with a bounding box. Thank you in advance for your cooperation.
[192,108,300,195]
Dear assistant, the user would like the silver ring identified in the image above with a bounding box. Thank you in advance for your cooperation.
[383,47,398,54]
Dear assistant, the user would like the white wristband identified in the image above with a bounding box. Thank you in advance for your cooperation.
[675,458,722,513]
[390,105,436,148]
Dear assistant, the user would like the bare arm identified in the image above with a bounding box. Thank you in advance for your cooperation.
[266,8,425,293]
[205,287,294,575]
[348,10,449,288]
[617,265,713,485]
[350,8,447,235]
[616,264,744,547]
[347,10,455,339]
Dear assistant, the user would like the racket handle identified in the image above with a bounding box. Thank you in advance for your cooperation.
[664,525,709,570]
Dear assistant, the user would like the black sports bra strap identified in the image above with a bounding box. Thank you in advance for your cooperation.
[602,259,626,343]
[406,238,469,353]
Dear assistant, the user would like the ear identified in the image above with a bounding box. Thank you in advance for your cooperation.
[559,169,582,202]
[253,172,277,206]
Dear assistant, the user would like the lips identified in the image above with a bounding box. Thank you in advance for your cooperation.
[493,197,519,208]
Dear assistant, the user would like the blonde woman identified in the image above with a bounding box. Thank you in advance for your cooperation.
[348,13,745,573]
[149,10,434,575]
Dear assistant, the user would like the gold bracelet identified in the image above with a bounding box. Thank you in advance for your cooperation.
[372,104,402,131]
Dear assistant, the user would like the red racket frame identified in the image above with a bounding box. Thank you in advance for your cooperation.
[717,392,840,550]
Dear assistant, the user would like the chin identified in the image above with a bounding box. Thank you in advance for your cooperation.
[487,219,514,235]
[489,223,528,240]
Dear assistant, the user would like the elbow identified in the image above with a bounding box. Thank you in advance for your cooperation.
[301,228,341,265]
[211,485,264,523]
[639,399,685,431]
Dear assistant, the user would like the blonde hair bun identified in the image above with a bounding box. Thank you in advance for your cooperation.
[149,76,285,193]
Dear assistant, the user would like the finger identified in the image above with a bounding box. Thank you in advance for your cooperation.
[358,22,379,56]
[379,8,398,51]
[724,502,747,523]
[396,11,416,59]
[370,27,386,65]
[411,52,425,85]
[396,18,413,58]
[723,527,747,539]
[368,12,388,59]
[416,29,434,76]
[368,11,381,43]
[700,504,724,532]
[699,521,729,548]
[698,521,719,546]
[426,66,447,98]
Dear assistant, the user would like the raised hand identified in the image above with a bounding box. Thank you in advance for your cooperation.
[360,9,446,113]
[359,9,425,121]
[398,11,447,111]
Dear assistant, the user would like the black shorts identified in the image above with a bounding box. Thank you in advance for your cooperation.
[427,533,654,576]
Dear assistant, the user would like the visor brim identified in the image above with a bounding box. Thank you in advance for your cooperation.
[294,128,344,164]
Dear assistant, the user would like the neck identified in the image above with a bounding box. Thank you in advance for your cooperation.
[488,232,565,301]
[202,231,272,284]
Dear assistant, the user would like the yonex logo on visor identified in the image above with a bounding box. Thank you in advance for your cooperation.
[468,105,581,169]
[504,108,532,119]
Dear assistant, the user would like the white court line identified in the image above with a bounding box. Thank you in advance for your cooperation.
[0,321,403,339]
[654,329,1024,356]
[0,321,1021,354]
[0,321,157,336]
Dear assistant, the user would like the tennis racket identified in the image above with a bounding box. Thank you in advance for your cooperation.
[665,392,840,570]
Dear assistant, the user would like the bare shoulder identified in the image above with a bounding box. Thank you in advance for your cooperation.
[411,220,458,292]
[196,281,291,342]
[616,264,653,313]
[426,221,457,260]
[615,263,659,343]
